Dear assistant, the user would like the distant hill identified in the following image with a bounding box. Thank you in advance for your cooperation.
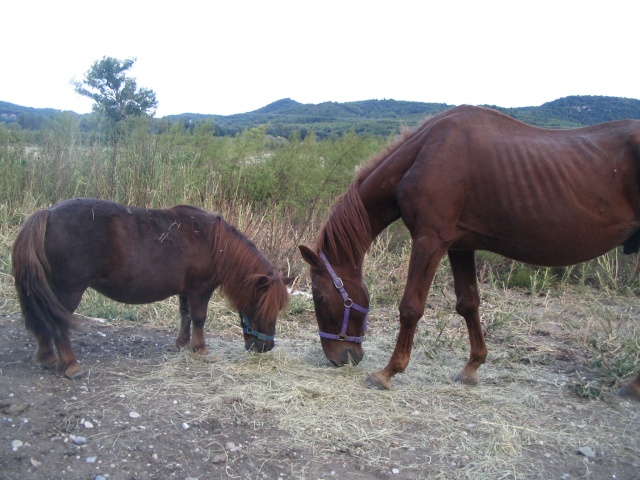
[3,95,640,138]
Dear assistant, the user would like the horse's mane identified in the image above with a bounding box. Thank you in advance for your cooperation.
[212,218,289,319]
[313,121,424,267]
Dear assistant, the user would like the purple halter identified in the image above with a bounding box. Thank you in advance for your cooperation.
[318,252,369,343]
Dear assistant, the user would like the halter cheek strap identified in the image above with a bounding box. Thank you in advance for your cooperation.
[241,313,275,342]
[318,252,369,343]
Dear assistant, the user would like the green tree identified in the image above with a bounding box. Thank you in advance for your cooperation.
[72,56,158,198]
[72,56,158,124]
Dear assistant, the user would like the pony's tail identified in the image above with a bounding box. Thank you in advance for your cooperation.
[11,209,73,340]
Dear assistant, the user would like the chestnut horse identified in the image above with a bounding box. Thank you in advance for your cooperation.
[13,198,292,378]
[300,105,640,400]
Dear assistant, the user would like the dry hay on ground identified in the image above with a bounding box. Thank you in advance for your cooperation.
[68,287,640,479]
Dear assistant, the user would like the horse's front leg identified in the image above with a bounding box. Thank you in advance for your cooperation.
[175,294,191,349]
[448,250,487,385]
[365,236,448,389]
[186,292,213,356]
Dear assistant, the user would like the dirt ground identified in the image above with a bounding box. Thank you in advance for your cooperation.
[1,289,640,480]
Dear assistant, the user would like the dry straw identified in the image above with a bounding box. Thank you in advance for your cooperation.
[83,292,640,479]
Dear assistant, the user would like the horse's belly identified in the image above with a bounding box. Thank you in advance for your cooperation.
[455,224,634,267]
[91,281,177,305]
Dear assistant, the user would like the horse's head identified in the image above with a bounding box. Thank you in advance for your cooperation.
[299,246,369,366]
[241,274,294,353]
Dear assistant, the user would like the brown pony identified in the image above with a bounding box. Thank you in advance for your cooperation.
[12,198,293,378]
[300,105,640,401]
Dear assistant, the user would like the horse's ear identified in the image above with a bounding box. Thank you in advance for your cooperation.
[298,245,323,270]
[255,275,271,290]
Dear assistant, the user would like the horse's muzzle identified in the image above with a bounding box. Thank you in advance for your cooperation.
[245,338,275,353]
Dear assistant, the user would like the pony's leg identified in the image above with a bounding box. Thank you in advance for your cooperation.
[32,332,57,370]
[187,294,211,355]
[175,294,191,349]
[54,334,83,378]
[365,236,448,389]
[448,250,487,385]
[52,289,85,379]
[616,372,640,401]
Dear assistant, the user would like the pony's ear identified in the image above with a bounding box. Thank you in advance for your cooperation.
[298,245,323,270]
[255,274,271,290]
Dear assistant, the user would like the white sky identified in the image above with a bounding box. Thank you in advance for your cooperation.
[3,1,638,117]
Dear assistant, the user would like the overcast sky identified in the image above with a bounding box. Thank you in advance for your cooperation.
[3,1,638,117]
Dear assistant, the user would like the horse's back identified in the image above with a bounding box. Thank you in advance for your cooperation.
[397,106,640,266]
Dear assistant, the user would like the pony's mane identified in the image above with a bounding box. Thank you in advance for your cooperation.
[212,218,289,319]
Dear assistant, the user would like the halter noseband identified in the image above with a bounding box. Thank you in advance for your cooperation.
[241,313,275,342]
[318,252,369,343]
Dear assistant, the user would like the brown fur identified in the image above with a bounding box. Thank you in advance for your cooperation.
[301,105,640,399]
[12,198,291,378]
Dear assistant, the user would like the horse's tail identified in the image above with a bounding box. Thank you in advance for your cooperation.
[11,209,73,340]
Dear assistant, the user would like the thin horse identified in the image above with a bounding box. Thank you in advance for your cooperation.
[13,198,292,378]
[300,105,640,401]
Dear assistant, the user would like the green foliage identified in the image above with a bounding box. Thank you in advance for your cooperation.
[71,56,158,124]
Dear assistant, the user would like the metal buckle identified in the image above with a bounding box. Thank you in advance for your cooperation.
[344,298,353,307]
[333,277,344,289]
[337,333,347,341]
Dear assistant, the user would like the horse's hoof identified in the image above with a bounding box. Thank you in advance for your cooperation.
[453,370,479,385]
[364,371,392,390]
[34,354,58,370]
[63,363,83,379]
[615,384,640,401]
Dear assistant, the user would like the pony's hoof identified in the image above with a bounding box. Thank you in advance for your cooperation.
[63,363,83,379]
[196,351,219,363]
[364,370,392,390]
[34,354,58,370]
[453,370,479,385]
[615,383,640,401]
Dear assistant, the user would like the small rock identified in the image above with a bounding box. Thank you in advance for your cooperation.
[84,421,94,429]
[129,411,140,419]
[211,453,226,463]
[71,435,87,445]
[578,446,595,458]
[11,440,23,451]
[95,476,107,480]
[86,456,97,463]
[182,422,189,430]
[392,468,400,474]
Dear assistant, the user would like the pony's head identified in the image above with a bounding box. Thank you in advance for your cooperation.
[299,246,369,366]
[240,273,294,352]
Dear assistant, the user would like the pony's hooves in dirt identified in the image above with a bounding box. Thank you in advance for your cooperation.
[615,384,640,401]
[453,371,479,385]
[364,371,392,390]
[63,364,84,379]
[34,356,58,370]
[195,352,219,363]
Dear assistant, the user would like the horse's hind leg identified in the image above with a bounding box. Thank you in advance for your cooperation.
[52,288,84,378]
[175,294,191,349]
[54,334,83,378]
[32,332,57,370]
[448,250,487,385]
